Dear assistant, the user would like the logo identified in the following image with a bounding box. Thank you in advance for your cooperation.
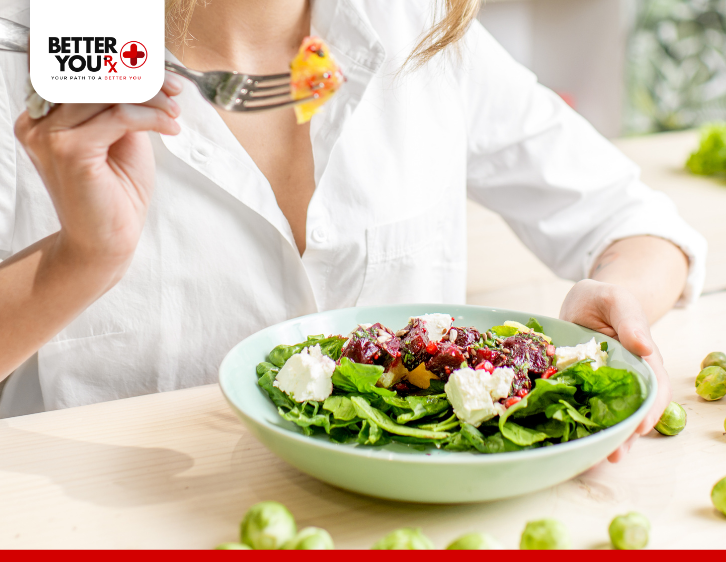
[30,0,164,103]
[121,41,147,69]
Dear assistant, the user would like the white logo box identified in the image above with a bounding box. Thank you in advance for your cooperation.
[30,0,165,103]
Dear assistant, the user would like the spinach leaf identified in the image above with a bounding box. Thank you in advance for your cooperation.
[590,394,643,428]
[279,401,331,435]
[498,377,578,445]
[379,395,408,409]
[575,424,592,439]
[256,361,278,379]
[415,413,460,432]
[445,424,531,453]
[357,420,389,446]
[350,396,452,440]
[499,421,549,446]
[268,334,347,367]
[444,432,475,452]
[384,395,451,424]
[480,431,535,453]
[329,425,356,443]
[332,358,395,397]
[559,400,600,428]
[258,370,295,410]
[323,395,359,421]
[526,317,545,334]
[561,362,645,427]
[501,377,578,421]
[534,418,568,439]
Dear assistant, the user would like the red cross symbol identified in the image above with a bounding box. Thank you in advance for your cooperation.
[120,41,148,69]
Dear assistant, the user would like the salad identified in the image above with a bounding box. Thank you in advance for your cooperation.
[255,314,646,453]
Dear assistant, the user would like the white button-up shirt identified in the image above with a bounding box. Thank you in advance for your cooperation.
[0,0,707,416]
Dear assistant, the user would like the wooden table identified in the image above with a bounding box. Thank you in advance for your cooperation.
[2,131,726,549]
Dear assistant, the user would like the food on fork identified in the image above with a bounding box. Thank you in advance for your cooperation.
[290,36,346,124]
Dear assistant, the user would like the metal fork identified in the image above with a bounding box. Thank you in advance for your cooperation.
[163,62,309,113]
[0,17,313,113]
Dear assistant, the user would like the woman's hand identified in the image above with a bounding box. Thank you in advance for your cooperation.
[14,73,183,274]
[560,279,672,462]
[0,75,183,380]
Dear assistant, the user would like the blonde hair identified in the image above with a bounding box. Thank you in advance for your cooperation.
[406,0,481,70]
[165,0,199,49]
[165,0,481,67]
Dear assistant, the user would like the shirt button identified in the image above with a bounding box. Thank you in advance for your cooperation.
[311,227,329,243]
[191,145,210,163]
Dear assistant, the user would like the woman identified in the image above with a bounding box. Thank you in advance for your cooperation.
[0,0,706,461]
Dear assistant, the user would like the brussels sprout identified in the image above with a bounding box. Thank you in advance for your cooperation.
[654,401,686,436]
[608,512,650,550]
[215,543,251,550]
[372,528,434,550]
[702,352,726,371]
[696,366,726,401]
[712,476,726,516]
[240,501,297,550]
[695,365,726,388]
[283,527,334,550]
[446,532,502,550]
[519,519,571,550]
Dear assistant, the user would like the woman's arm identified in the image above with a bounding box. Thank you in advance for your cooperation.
[0,75,182,382]
[589,235,688,322]
[560,235,688,462]
[0,232,128,380]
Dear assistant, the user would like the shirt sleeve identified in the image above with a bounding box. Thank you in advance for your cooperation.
[460,21,707,307]
[0,63,17,260]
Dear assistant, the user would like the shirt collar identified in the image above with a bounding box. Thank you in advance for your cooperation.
[309,0,386,184]
[159,0,386,243]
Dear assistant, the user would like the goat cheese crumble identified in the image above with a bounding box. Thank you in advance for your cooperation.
[273,344,335,402]
[555,337,608,371]
[411,313,453,343]
[444,366,516,426]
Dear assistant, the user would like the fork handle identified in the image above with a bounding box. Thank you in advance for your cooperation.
[0,17,29,52]
[164,61,205,83]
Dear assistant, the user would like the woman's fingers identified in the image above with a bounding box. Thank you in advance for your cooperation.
[161,72,184,96]
[19,70,183,134]
[604,286,672,438]
[44,103,116,131]
[603,286,653,357]
[135,89,180,118]
[41,91,179,135]
[636,351,672,435]
[82,104,181,148]
[615,317,653,358]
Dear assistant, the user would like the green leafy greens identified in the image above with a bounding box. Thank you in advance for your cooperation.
[686,123,726,176]
[255,319,646,454]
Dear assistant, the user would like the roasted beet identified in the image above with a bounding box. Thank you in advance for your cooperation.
[501,333,553,375]
[450,326,481,348]
[425,342,466,381]
[340,323,400,369]
[469,347,505,369]
[510,371,532,395]
[467,333,553,396]
[399,318,430,371]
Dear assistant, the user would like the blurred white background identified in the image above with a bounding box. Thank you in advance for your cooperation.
[480,0,726,138]
[479,0,629,139]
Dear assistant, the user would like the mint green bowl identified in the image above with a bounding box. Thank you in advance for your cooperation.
[219,304,656,504]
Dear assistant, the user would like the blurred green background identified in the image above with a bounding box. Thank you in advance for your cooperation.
[627,0,726,134]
